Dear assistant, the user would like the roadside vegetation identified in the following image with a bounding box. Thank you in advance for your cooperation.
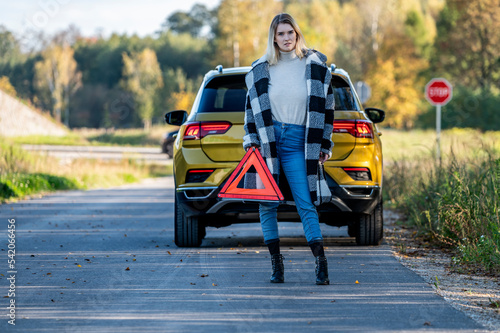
[8,125,176,147]
[0,138,172,202]
[383,128,500,275]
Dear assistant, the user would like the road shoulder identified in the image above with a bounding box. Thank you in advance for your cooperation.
[385,209,500,331]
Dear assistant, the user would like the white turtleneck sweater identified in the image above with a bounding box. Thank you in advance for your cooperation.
[268,50,308,126]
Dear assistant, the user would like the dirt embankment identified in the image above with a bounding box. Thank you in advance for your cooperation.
[0,90,67,137]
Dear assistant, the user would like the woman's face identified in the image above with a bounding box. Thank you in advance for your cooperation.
[274,23,297,52]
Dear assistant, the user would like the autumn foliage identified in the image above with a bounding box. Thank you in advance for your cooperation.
[0,0,498,130]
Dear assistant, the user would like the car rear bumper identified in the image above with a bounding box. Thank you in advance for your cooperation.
[176,183,381,227]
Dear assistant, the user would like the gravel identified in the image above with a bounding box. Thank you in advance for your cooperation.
[385,209,500,331]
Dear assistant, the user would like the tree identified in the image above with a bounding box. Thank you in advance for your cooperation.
[160,4,217,38]
[121,48,163,131]
[434,0,500,91]
[286,0,340,62]
[366,27,428,129]
[0,76,16,96]
[34,44,82,126]
[162,67,199,112]
[216,0,283,67]
[0,25,22,66]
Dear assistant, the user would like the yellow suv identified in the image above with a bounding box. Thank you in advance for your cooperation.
[165,65,385,247]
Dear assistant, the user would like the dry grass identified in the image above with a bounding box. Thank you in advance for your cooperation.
[383,128,500,274]
[0,138,172,201]
[381,127,500,162]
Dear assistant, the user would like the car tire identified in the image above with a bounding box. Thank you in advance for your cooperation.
[174,197,205,247]
[356,201,383,245]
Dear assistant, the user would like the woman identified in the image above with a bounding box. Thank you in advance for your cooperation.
[243,13,335,285]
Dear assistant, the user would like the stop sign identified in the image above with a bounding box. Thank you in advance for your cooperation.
[425,78,453,106]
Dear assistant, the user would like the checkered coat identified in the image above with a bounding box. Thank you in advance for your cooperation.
[243,49,335,205]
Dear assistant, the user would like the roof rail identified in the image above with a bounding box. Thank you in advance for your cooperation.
[215,65,223,74]
[330,63,336,72]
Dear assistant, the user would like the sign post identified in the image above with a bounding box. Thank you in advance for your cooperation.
[425,78,453,161]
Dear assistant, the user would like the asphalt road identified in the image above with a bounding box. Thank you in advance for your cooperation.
[0,177,486,332]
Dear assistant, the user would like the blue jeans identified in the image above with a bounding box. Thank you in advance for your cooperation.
[259,121,323,244]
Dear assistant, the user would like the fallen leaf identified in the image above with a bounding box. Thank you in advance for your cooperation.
[133,258,136,261]
[167,251,171,255]
[424,322,431,326]
[201,274,208,277]
[77,265,82,268]
[212,283,217,286]
[125,267,130,271]
[355,280,359,284]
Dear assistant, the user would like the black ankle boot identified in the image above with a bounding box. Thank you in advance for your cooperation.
[270,254,284,283]
[315,255,329,285]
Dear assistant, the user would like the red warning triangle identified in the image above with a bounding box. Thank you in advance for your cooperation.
[218,147,284,201]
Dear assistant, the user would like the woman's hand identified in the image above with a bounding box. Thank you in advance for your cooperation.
[246,146,261,152]
[319,152,330,164]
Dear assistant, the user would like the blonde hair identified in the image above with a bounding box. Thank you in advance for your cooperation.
[265,13,308,65]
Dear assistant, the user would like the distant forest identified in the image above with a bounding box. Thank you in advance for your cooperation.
[0,0,498,130]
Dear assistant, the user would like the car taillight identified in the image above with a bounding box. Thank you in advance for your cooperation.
[186,169,215,183]
[184,123,201,140]
[183,121,232,140]
[333,120,373,138]
[200,122,231,137]
[342,167,372,181]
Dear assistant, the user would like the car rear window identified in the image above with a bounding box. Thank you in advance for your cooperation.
[332,76,359,111]
[198,75,247,113]
[198,73,359,113]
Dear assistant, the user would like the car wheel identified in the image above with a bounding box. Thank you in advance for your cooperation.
[356,201,383,245]
[174,196,205,247]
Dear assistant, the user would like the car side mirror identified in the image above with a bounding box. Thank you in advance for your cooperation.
[164,110,188,126]
[364,108,385,124]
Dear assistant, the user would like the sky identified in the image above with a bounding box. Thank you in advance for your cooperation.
[0,0,221,38]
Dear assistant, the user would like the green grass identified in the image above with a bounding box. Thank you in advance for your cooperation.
[0,173,80,199]
[8,125,177,147]
[383,129,500,275]
[9,133,89,146]
[0,138,172,202]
